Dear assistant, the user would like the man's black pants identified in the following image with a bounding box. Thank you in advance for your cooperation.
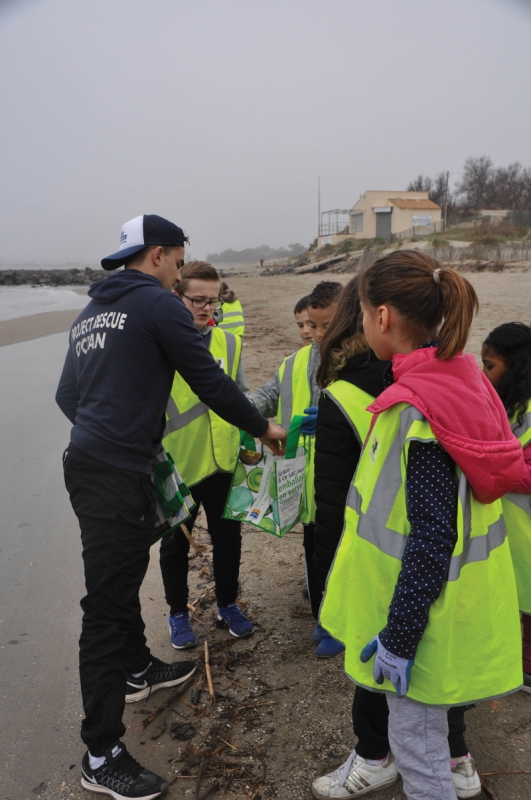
[159,471,241,614]
[353,687,473,759]
[63,444,156,755]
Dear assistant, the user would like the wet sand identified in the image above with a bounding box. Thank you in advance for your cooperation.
[0,308,81,347]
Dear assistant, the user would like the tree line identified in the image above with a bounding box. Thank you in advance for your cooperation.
[408,156,531,214]
[207,242,306,264]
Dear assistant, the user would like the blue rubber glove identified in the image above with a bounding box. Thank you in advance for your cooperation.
[301,406,319,435]
[360,635,414,698]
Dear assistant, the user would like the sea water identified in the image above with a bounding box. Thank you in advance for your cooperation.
[0,286,88,322]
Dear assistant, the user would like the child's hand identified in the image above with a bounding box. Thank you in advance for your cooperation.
[360,635,414,698]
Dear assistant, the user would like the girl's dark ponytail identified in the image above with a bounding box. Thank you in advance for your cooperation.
[436,268,479,359]
[359,250,479,359]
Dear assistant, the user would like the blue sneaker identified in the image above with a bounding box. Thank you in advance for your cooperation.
[315,631,345,658]
[217,604,254,638]
[168,612,197,650]
[312,623,325,644]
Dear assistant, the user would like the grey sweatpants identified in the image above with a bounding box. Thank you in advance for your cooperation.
[387,695,457,800]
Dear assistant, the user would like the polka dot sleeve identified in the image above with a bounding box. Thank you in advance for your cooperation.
[379,441,458,660]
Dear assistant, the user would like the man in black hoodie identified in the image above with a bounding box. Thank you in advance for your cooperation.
[56,215,285,800]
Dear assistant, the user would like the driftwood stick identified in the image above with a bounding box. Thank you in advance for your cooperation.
[204,640,215,704]
[195,758,206,800]
[180,523,204,554]
[188,586,215,621]
[480,778,499,800]
[507,717,531,733]
[139,675,195,731]
[150,720,167,740]
[198,782,220,800]
[480,770,531,776]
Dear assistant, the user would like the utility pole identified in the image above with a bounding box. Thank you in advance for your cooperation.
[318,177,321,239]
[444,171,449,231]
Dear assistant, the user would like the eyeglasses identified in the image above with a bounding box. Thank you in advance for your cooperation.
[182,294,222,310]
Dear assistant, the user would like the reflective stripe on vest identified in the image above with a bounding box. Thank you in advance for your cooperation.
[346,407,508,581]
[218,300,244,336]
[321,401,521,705]
[323,380,375,448]
[162,328,241,486]
[278,345,312,429]
[164,331,238,436]
[503,401,531,613]
[277,344,314,522]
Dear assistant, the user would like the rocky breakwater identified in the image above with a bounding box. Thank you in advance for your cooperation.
[0,267,107,286]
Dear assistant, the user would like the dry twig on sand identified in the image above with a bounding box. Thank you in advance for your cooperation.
[480,778,500,800]
[480,770,531,776]
[204,640,215,704]
[197,781,220,800]
[139,675,195,731]
[188,586,216,621]
[507,717,531,733]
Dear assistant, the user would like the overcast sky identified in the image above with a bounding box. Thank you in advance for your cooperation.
[1,0,530,265]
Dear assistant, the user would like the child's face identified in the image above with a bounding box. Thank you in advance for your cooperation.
[481,344,509,388]
[307,303,337,347]
[180,278,222,331]
[294,309,313,345]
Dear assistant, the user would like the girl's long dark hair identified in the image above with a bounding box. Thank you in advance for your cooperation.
[484,322,531,422]
[317,275,370,388]
[359,250,479,359]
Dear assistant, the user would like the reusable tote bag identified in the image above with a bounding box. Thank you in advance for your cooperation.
[151,447,196,545]
[222,416,306,537]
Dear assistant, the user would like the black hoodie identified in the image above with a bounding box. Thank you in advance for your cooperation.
[312,351,389,591]
[55,270,268,472]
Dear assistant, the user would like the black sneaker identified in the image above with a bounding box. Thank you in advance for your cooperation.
[81,741,167,799]
[125,656,196,703]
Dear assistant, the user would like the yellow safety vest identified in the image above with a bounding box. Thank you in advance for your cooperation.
[218,299,245,337]
[323,379,375,450]
[321,402,522,705]
[502,402,531,614]
[163,327,242,487]
[278,345,315,524]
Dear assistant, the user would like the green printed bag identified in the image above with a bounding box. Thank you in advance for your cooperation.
[222,416,307,537]
[151,447,196,545]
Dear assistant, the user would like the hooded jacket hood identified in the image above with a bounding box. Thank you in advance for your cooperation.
[367,347,523,503]
[88,269,161,304]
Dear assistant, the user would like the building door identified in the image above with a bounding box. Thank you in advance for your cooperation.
[376,211,392,237]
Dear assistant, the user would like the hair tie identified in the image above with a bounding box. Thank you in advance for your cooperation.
[433,268,441,285]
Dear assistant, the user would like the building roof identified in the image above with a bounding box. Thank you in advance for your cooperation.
[389,198,441,210]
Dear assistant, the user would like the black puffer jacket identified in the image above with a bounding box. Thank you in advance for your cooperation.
[312,351,389,591]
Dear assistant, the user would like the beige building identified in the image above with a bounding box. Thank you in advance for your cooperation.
[318,190,442,247]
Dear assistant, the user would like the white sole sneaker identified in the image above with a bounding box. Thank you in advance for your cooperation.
[312,751,398,799]
[452,756,481,799]
[81,777,163,799]
[125,664,196,703]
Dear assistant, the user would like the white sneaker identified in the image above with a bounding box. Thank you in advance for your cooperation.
[312,750,398,799]
[451,756,481,799]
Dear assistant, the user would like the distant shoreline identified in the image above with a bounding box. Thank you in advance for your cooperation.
[0,308,81,347]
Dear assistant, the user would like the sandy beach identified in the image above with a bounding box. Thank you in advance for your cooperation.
[3,269,531,800]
